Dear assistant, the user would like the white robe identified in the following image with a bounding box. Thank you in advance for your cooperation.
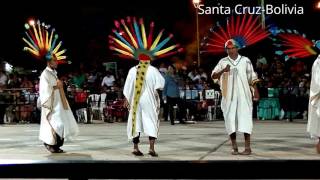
[123,65,165,140]
[212,55,258,135]
[307,55,320,138]
[39,67,79,145]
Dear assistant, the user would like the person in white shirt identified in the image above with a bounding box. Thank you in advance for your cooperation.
[101,70,115,88]
[188,68,200,82]
[199,68,208,81]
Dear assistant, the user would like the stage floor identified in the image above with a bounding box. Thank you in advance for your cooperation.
[0,119,319,162]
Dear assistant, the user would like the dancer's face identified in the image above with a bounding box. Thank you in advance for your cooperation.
[48,59,58,69]
[226,45,238,57]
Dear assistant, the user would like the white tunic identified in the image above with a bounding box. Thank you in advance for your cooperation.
[39,67,79,145]
[123,65,165,140]
[307,55,320,138]
[212,55,258,135]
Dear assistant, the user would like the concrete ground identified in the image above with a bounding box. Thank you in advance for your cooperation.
[0,119,319,162]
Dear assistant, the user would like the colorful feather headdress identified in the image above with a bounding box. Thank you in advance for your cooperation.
[22,19,69,64]
[108,16,183,61]
[270,27,320,61]
[201,14,269,54]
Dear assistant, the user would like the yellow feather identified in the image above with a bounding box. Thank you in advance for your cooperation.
[56,56,66,60]
[123,24,138,48]
[38,23,44,49]
[24,47,39,56]
[113,37,134,53]
[154,45,177,56]
[113,47,134,57]
[32,25,41,49]
[141,23,147,49]
[22,38,38,53]
[52,41,62,54]
[55,49,66,57]
[150,31,163,50]
[48,29,54,50]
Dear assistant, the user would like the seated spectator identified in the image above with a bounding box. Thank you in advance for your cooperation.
[7,74,20,89]
[20,76,33,89]
[101,70,115,90]
[188,68,200,82]
[256,54,267,67]
[198,68,208,81]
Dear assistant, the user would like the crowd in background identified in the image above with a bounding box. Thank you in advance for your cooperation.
[0,54,312,123]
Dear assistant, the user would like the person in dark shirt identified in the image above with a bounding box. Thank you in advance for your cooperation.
[163,65,186,125]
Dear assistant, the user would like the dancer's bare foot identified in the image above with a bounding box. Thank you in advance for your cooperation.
[316,142,320,154]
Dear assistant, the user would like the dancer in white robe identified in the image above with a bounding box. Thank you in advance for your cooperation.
[123,55,165,157]
[109,16,181,156]
[39,58,79,153]
[22,19,78,153]
[307,55,320,154]
[211,39,260,155]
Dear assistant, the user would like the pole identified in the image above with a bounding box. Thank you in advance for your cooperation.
[195,6,200,67]
[260,0,265,29]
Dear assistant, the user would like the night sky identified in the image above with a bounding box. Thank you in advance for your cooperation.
[0,0,319,71]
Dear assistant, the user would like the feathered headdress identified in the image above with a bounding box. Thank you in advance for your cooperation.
[22,19,69,64]
[202,14,269,54]
[108,16,183,61]
[225,39,240,49]
[109,16,183,136]
[270,27,320,61]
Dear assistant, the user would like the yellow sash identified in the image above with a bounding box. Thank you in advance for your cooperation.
[221,72,229,98]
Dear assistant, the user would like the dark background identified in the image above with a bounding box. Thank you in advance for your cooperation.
[0,0,319,71]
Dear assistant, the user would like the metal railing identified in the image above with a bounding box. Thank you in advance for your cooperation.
[0,88,39,123]
[177,89,222,121]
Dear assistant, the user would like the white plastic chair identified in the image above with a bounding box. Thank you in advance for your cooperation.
[88,93,107,120]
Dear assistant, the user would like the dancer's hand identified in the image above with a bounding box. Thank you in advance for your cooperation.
[124,99,130,109]
[211,64,230,79]
[252,86,260,101]
[223,65,230,73]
